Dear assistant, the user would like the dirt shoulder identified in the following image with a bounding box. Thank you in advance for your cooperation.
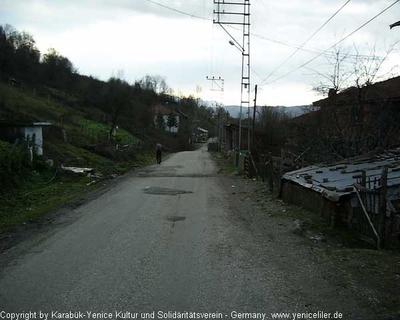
[217,170,400,320]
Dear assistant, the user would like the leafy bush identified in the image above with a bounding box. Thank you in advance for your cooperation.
[0,140,24,173]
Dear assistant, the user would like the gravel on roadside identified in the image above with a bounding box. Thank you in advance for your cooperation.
[217,171,400,320]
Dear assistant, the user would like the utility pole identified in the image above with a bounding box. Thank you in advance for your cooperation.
[206,76,224,100]
[206,76,225,150]
[252,84,257,149]
[390,20,400,29]
[213,0,251,154]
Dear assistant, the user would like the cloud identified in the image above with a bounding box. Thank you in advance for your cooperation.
[1,0,399,106]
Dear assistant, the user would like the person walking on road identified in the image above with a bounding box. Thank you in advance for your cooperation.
[156,142,162,164]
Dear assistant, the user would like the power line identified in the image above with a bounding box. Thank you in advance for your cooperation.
[146,0,390,87]
[145,0,211,21]
[250,31,380,61]
[259,0,351,86]
[145,0,380,62]
[263,0,400,86]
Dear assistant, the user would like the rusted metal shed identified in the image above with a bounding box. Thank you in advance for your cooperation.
[280,150,400,246]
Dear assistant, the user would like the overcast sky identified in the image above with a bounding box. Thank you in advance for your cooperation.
[1,0,400,106]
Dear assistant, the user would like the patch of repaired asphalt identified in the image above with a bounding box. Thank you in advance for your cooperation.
[143,186,193,196]
[137,173,215,178]
[166,216,186,222]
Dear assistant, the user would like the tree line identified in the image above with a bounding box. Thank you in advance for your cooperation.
[0,24,217,139]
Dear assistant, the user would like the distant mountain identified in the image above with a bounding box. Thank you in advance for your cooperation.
[222,105,315,118]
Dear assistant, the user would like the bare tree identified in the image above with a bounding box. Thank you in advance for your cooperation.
[311,45,354,96]
[302,42,400,160]
[105,77,131,140]
[255,106,290,153]
[139,75,168,94]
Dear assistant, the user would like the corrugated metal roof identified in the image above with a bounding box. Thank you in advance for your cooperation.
[282,150,400,201]
[32,122,52,126]
[0,122,52,127]
[197,127,208,133]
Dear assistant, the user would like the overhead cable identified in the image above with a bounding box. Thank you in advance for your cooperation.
[145,0,380,61]
[259,0,351,86]
[145,0,211,21]
[263,0,400,86]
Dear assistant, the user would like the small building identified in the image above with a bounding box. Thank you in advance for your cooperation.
[196,127,208,142]
[287,76,400,162]
[280,150,400,246]
[153,104,180,133]
[0,122,51,155]
[224,122,251,151]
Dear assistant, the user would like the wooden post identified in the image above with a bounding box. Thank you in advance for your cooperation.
[268,154,274,192]
[62,129,67,143]
[361,170,366,187]
[379,166,388,247]
[280,148,284,176]
[354,186,381,249]
[252,85,257,149]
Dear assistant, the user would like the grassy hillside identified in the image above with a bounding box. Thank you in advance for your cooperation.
[0,82,156,230]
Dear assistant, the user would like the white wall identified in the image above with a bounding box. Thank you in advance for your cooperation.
[23,126,44,155]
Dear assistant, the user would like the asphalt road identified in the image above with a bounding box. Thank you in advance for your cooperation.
[0,146,368,319]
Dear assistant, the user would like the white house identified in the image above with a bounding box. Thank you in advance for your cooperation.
[24,122,52,155]
[153,104,180,133]
[0,122,51,155]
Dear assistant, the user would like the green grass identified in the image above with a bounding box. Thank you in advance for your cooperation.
[0,139,132,231]
[0,170,98,230]
[0,83,138,229]
[0,82,165,230]
[79,120,140,145]
[0,139,12,168]
[0,136,133,231]
[0,83,75,123]
[135,152,157,166]
[210,151,238,174]
[0,83,140,145]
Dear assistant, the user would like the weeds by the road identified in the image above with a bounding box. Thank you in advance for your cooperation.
[0,172,99,230]
[210,151,240,175]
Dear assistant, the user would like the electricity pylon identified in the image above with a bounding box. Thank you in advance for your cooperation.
[206,76,225,151]
[213,0,251,152]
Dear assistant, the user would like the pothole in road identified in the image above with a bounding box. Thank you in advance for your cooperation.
[166,216,186,222]
[143,186,193,196]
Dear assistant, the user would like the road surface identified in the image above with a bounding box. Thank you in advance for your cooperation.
[0,146,369,319]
